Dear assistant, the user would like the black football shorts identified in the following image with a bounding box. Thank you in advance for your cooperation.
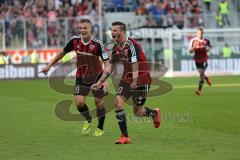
[74,76,107,99]
[116,81,150,106]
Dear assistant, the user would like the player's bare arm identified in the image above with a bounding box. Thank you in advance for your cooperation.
[189,40,196,53]
[91,60,113,90]
[131,62,139,88]
[206,42,212,52]
[40,51,66,75]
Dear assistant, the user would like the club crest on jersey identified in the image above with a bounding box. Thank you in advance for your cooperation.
[76,45,80,50]
[75,45,81,54]
[89,45,95,52]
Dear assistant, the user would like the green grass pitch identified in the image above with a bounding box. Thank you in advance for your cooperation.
[0,76,240,160]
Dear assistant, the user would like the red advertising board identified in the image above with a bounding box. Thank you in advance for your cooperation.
[6,49,62,64]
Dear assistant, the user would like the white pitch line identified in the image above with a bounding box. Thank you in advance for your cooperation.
[174,83,240,89]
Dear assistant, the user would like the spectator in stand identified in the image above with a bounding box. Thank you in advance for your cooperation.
[164,11,174,28]
[36,0,47,17]
[125,0,136,11]
[175,0,185,14]
[174,9,184,29]
[215,11,224,28]
[48,2,58,21]
[145,16,157,27]
[0,3,4,19]
[67,6,75,17]
[57,5,65,17]
[218,0,231,26]
[23,6,34,18]
[0,0,101,51]
[187,0,203,28]
[196,13,204,27]
[133,0,206,29]
[190,0,202,14]
[135,0,147,15]
[144,0,153,14]
[67,19,79,38]
[152,1,165,26]
[1,0,99,19]
[113,0,125,12]
[221,43,233,58]
[74,0,88,16]
[0,51,11,64]
[0,51,5,64]
[26,19,38,47]
[238,0,240,13]
[166,0,176,13]
[204,0,212,12]
[26,17,45,48]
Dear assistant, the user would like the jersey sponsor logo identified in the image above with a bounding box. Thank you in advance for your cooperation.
[75,51,93,56]
[89,45,95,52]
[194,40,208,49]
[76,45,80,50]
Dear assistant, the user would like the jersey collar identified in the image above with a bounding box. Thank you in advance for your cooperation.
[81,35,93,45]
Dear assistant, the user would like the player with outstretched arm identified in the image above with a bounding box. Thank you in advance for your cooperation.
[40,18,111,136]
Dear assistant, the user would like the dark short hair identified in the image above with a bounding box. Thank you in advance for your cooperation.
[80,18,92,25]
[112,21,126,32]
[197,27,204,33]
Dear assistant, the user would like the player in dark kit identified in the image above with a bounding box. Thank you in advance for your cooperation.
[189,28,212,96]
[92,21,160,144]
[40,18,111,136]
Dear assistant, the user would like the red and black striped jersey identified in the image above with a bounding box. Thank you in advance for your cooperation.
[111,37,151,85]
[189,37,211,63]
[63,35,108,79]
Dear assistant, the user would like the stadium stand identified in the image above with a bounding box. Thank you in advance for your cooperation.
[0,0,100,48]
[0,0,239,69]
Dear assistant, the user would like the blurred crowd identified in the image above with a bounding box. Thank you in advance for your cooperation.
[0,0,99,19]
[0,0,238,50]
[104,0,238,29]
[0,0,238,65]
[135,0,203,29]
[104,0,203,29]
[0,0,100,48]
[0,0,237,39]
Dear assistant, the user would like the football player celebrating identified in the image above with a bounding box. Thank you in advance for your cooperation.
[92,21,160,144]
